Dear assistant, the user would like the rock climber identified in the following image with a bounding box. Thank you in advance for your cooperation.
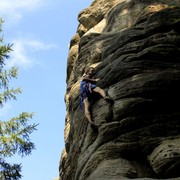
[80,66,112,127]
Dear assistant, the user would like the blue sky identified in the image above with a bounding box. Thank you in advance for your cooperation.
[0,0,92,179]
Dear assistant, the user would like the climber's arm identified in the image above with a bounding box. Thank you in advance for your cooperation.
[82,75,99,83]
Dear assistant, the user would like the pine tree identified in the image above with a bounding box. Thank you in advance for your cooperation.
[0,19,37,179]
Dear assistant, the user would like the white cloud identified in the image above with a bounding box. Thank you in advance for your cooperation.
[26,40,57,51]
[0,0,58,69]
[8,39,32,69]
[0,0,45,24]
[7,38,57,69]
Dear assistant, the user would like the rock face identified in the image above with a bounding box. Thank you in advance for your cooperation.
[60,0,180,179]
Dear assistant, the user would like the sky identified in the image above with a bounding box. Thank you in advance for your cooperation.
[0,0,92,179]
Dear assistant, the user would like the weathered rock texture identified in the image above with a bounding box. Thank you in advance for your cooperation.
[60,0,180,179]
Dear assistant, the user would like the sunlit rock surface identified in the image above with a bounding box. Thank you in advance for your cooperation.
[60,0,180,179]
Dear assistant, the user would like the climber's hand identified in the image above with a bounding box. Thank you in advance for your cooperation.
[95,78,100,82]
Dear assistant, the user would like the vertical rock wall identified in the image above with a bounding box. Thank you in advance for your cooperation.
[60,0,180,179]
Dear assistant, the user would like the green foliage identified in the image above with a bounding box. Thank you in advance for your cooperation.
[0,20,37,179]
[0,66,22,107]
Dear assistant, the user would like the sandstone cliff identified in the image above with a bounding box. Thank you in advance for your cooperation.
[60,0,180,179]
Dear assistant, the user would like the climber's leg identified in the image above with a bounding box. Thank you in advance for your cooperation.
[83,98,93,124]
[93,87,106,98]
[93,87,113,102]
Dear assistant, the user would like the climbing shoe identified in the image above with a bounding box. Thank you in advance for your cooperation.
[90,123,98,133]
[104,96,113,102]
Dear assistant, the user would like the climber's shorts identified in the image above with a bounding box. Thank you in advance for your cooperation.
[80,81,97,108]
